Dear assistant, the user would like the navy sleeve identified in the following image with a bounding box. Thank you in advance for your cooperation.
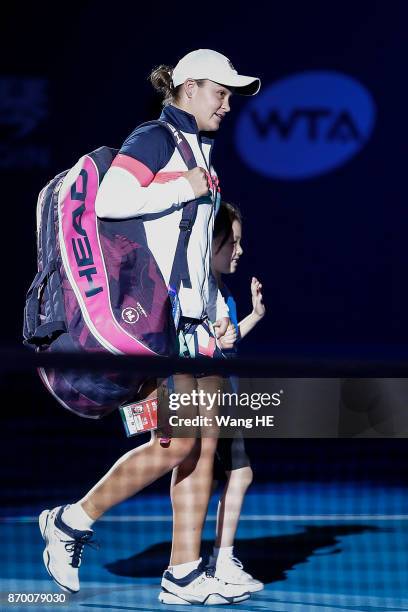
[120,124,175,175]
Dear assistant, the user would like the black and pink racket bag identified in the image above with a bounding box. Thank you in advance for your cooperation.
[23,122,197,418]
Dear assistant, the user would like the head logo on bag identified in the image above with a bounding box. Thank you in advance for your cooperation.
[70,169,103,298]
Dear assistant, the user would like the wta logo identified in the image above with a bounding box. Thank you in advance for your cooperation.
[235,71,376,180]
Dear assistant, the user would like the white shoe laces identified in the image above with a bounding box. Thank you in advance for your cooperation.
[229,556,244,569]
[219,555,253,581]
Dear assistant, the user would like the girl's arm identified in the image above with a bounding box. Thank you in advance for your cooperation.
[238,277,265,340]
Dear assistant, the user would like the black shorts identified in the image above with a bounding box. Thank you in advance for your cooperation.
[214,431,251,476]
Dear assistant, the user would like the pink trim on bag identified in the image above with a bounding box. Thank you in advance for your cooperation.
[60,156,155,355]
[111,154,154,186]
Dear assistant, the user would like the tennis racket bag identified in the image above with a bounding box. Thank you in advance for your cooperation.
[23,121,197,418]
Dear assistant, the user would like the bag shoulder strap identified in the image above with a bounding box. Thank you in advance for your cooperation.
[138,120,202,296]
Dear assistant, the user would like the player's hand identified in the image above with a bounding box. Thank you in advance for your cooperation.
[213,317,230,339]
[219,322,238,349]
[184,167,210,198]
[251,277,265,319]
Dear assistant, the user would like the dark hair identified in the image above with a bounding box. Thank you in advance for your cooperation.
[150,65,177,106]
[214,201,242,253]
[149,65,206,106]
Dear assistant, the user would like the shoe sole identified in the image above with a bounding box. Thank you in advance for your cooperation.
[158,590,250,605]
[39,509,78,594]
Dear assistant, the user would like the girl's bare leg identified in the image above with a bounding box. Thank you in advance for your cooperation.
[215,466,253,548]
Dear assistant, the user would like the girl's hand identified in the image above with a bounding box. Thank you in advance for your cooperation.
[219,323,238,350]
[184,167,210,198]
[251,277,265,319]
[213,317,230,339]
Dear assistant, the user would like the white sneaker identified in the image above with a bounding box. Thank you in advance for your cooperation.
[158,565,250,605]
[208,555,264,593]
[39,505,96,593]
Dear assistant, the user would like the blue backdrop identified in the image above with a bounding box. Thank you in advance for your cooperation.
[1,1,407,496]
[2,0,408,354]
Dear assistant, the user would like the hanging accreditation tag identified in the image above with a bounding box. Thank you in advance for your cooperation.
[119,397,158,437]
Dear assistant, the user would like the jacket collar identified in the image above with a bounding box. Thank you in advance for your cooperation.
[160,105,214,145]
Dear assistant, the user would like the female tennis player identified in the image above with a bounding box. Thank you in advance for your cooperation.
[39,49,260,606]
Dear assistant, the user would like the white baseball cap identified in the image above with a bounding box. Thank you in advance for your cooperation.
[172,49,261,96]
